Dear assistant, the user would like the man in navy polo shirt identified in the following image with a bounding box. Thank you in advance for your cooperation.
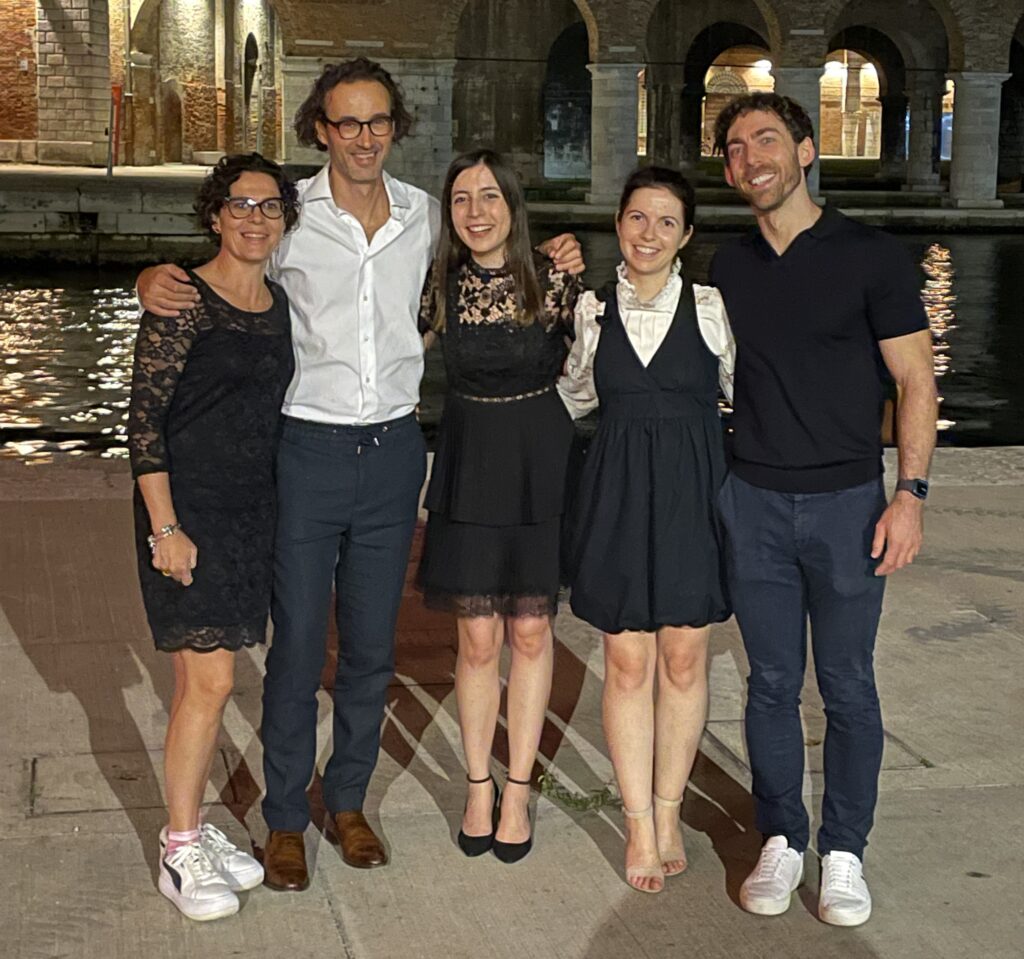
[709,93,938,927]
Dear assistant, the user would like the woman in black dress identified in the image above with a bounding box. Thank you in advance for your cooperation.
[418,150,580,863]
[559,167,734,893]
[128,154,297,920]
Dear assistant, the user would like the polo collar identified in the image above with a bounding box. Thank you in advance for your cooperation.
[805,202,845,238]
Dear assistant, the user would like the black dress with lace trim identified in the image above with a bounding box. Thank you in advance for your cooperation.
[127,270,294,652]
[416,259,580,618]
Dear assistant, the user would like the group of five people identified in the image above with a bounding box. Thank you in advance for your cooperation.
[128,57,937,926]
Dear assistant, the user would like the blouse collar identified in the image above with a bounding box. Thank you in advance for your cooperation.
[615,260,682,312]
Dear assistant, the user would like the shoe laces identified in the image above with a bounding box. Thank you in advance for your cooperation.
[199,823,237,855]
[824,853,862,892]
[753,846,790,880]
[167,842,220,883]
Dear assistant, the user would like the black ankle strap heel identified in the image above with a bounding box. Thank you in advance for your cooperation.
[492,775,534,864]
[457,774,499,858]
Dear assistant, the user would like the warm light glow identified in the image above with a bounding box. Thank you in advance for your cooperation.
[824,60,844,75]
[754,59,773,72]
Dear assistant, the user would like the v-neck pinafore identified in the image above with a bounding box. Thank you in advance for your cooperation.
[565,280,730,633]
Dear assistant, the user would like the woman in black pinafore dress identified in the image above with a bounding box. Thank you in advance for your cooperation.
[559,166,733,894]
[417,150,580,864]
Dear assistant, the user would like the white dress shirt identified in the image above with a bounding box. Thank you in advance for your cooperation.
[558,262,735,418]
[270,165,440,425]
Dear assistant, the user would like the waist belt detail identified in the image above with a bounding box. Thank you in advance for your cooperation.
[451,385,553,404]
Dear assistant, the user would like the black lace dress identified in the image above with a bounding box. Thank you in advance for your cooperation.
[127,271,294,652]
[416,260,580,617]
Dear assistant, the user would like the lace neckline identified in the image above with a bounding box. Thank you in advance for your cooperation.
[465,257,510,279]
[615,260,682,312]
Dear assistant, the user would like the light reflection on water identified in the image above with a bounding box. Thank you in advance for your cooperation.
[1,232,1022,464]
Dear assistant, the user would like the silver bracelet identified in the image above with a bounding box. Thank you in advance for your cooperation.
[147,522,182,552]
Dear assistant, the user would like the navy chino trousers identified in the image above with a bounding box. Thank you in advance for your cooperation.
[261,413,426,832]
[717,472,888,859]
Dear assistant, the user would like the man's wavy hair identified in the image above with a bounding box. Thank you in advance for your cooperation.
[713,92,816,173]
[293,58,414,151]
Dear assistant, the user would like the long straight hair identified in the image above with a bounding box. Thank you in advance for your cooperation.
[428,149,543,333]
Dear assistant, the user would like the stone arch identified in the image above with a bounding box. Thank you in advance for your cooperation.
[998,15,1024,188]
[452,0,592,185]
[440,0,598,60]
[822,0,956,71]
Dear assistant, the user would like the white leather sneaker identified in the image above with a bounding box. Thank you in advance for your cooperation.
[819,851,872,927]
[158,841,239,921]
[160,825,264,892]
[740,835,805,916]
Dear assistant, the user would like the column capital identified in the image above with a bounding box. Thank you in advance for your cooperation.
[946,72,1012,87]
[587,62,644,81]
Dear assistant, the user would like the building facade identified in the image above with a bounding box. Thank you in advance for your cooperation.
[1,0,1022,207]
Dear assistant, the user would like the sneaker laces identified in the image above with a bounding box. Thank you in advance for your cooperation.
[167,842,220,883]
[199,823,238,855]
[753,846,788,880]
[824,854,862,893]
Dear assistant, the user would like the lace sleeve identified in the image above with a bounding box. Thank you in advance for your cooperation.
[418,261,436,335]
[541,266,582,331]
[127,307,201,477]
[556,291,603,419]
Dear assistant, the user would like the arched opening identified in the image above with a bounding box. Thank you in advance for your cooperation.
[998,23,1024,192]
[453,0,586,186]
[543,21,591,179]
[818,51,882,158]
[701,47,773,157]
[243,32,260,152]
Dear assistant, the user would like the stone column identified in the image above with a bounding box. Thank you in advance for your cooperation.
[587,62,642,204]
[841,62,863,157]
[644,65,679,165]
[947,72,1011,208]
[678,82,704,171]
[35,0,111,165]
[878,93,908,178]
[904,70,943,192]
[772,66,822,196]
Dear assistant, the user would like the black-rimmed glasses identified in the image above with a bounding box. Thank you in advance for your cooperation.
[322,114,395,140]
[223,197,288,219]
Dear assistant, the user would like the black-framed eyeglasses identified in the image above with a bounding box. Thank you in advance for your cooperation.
[322,114,395,140]
[223,197,288,219]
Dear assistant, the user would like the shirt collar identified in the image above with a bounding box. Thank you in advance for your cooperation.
[303,164,411,220]
[745,202,845,257]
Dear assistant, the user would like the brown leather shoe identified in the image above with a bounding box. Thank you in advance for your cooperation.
[332,811,388,869]
[263,830,310,891]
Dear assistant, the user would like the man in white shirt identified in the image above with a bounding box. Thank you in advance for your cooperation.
[138,57,581,891]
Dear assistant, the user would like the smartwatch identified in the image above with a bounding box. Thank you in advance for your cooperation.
[895,478,929,500]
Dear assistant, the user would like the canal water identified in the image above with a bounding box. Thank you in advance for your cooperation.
[1,231,1022,463]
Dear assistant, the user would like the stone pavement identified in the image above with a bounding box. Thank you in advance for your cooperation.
[0,448,1021,959]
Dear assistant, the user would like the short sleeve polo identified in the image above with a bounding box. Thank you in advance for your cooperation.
[709,205,929,493]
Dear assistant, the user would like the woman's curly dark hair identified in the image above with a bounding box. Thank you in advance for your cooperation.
[193,153,300,240]
[293,57,414,151]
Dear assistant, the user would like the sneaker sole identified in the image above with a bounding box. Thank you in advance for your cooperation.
[158,873,239,921]
[224,868,265,893]
[740,891,795,916]
[819,903,872,927]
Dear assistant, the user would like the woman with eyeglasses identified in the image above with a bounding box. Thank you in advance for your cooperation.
[127,153,297,921]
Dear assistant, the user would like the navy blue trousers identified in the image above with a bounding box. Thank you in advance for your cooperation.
[717,473,888,858]
[261,414,426,831]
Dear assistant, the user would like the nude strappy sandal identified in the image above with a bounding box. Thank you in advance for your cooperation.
[623,806,665,894]
[653,793,688,877]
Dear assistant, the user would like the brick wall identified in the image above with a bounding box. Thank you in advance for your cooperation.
[0,0,38,140]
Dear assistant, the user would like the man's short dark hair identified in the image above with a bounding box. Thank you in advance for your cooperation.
[713,93,816,172]
[193,152,299,239]
[293,57,414,152]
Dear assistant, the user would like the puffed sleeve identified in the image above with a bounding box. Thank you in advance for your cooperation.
[693,284,735,403]
[556,290,604,419]
[127,307,200,477]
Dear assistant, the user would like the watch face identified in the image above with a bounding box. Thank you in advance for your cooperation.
[915,479,929,498]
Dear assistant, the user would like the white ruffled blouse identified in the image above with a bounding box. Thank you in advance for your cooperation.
[557,262,735,419]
